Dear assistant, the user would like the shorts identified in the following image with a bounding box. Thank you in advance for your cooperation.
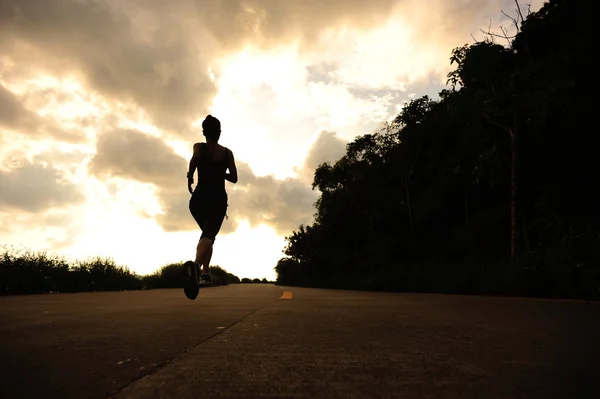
[189,190,228,241]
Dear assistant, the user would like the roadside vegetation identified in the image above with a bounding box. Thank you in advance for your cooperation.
[0,245,242,295]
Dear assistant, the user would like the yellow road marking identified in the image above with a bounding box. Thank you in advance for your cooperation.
[279,291,292,300]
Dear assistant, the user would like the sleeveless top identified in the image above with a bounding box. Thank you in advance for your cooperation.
[194,143,229,199]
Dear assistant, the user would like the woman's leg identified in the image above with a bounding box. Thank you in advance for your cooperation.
[193,195,226,281]
[194,237,213,275]
[189,194,210,278]
[203,245,213,274]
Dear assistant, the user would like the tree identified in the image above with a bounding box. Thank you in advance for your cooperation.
[275,0,599,300]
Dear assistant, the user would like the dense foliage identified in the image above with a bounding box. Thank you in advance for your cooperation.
[277,0,599,299]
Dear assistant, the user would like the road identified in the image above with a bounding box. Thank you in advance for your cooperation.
[1,285,599,398]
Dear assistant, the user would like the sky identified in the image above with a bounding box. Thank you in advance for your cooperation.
[0,0,544,281]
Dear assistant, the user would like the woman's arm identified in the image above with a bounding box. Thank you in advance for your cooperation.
[225,149,238,184]
[187,143,202,194]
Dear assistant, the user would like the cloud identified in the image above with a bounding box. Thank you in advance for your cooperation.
[89,129,200,231]
[227,163,319,234]
[296,130,347,185]
[0,0,414,137]
[229,129,349,233]
[87,127,344,235]
[87,129,217,232]
[306,0,530,90]
[0,161,84,212]
[0,0,534,146]
[0,0,218,134]
[207,0,399,49]
[222,129,348,234]
[89,129,185,189]
[0,84,84,143]
[0,206,86,251]
[303,131,347,171]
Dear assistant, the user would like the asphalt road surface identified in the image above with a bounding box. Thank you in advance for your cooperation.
[1,285,599,399]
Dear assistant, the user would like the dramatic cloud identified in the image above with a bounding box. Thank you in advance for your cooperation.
[0,0,514,137]
[0,161,84,212]
[89,129,196,231]
[0,0,395,135]
[0,0,218,134]
[200,0,398,49]
[296,130,347,185]
[88,128,349,235]
[90,129,185,189]
[226,130,349,234]
[0,84,83,143]
[227,162,318,234]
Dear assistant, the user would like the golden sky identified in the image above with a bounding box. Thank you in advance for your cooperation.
[0,0,544,280]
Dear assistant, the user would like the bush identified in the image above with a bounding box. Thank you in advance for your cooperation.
[0,245,141,294]
[0,246,242,295]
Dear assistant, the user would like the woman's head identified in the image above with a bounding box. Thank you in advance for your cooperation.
[202,115,221,141]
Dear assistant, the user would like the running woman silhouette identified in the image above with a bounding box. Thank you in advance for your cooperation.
[184,115,238,297]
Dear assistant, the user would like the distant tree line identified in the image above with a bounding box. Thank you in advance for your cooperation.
[0,246,242,295]
[276,0,599,300]
[241,277,273,284]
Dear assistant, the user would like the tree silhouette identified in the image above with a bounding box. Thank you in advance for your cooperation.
[276,0,598,300]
